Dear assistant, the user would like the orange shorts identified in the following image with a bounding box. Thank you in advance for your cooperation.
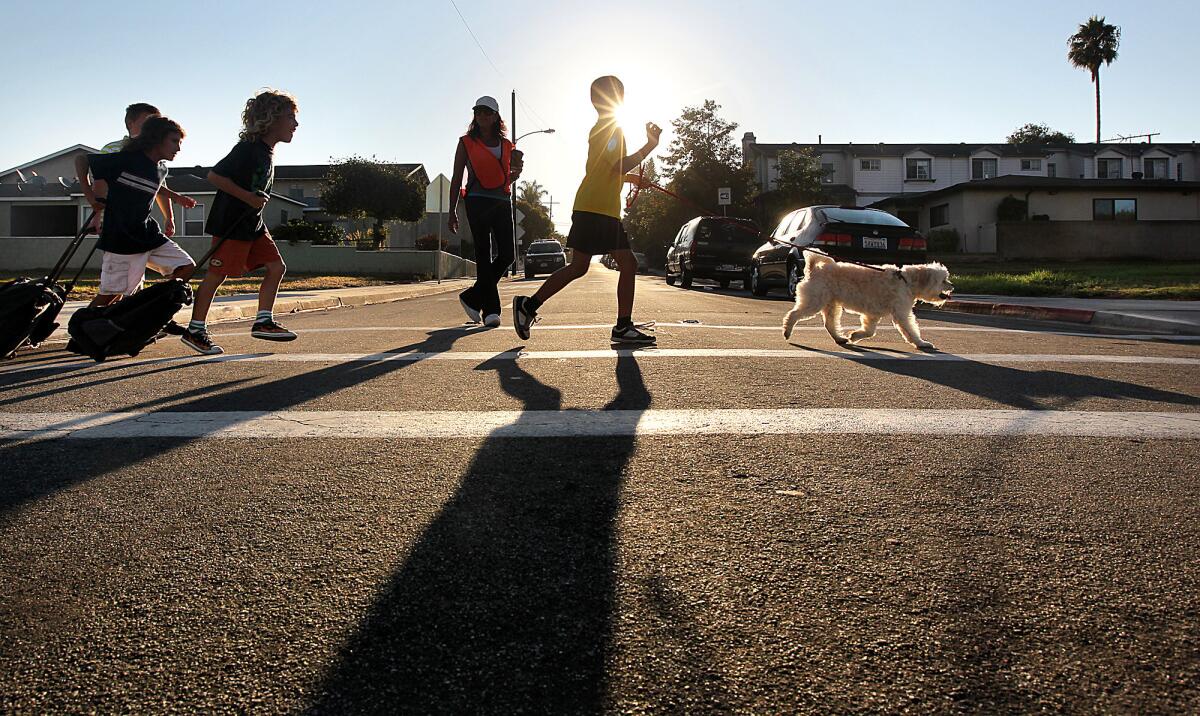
[208,234,282,277]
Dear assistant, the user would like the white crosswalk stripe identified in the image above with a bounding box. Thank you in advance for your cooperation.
[2,409,1198,440]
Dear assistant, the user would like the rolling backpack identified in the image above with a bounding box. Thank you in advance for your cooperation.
[0,212,98,360]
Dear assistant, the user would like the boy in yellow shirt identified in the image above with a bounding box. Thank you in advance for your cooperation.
[512,75,660,343]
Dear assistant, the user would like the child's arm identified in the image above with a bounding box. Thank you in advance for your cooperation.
[447,139,468,234]
[156,191,175,237]
[75,155,103,212]
[207,171,268,210]
[158,185,198,209]
[616,122,662,174]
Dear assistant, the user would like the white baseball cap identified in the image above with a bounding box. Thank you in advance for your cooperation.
[473,96,500,113]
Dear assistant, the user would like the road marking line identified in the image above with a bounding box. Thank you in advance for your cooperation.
[3,350,1199,376]
[2,409,1196,440]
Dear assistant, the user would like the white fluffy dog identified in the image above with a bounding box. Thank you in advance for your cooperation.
[782,252,954,349]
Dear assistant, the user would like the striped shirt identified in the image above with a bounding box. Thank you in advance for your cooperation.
[86,150,169,254]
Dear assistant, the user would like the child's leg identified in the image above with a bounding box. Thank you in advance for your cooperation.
[90,250,143,307]
[613,249,637,321]
[190,271,226,322]
[531,250,591,305]
[258,260,286,313]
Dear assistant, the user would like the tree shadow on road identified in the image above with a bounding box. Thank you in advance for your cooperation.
[305,353,650,714]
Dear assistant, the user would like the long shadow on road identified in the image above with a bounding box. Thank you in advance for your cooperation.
[0,328,473,516]
[305,353,650,714]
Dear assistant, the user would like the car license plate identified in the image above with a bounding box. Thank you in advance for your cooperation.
[863,237,888,249]
[716,264,742,272]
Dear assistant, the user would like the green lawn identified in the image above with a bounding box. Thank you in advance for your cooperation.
[0,272,404,302]
[945,261,1200,300]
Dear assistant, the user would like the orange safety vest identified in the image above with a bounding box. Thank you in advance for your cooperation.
[462,134,513,194]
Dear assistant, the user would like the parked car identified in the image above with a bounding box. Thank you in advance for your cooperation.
[524,240,567,278]
[664,216,762,290]
[749,206,927,298]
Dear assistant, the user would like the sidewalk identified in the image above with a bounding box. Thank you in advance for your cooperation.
[930,294,1200,335]
[48,279,472,340]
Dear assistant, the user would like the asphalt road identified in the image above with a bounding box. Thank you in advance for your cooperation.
[2,268,1198,714]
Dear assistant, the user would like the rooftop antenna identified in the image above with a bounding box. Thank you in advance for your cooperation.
[1102,132,1160,143]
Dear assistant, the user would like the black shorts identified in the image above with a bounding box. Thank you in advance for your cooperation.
[566,210,630,255]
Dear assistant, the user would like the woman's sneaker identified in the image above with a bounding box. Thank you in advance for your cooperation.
[181,328,224,355]
[611,322,656,344]
[251,319,297,341]
[459,293,482,323]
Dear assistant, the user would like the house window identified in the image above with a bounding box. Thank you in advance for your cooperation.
[906,158,932,180]
[1143,158,1168,179]
[184,203,205,235]
[859,158,881,171]
[1047,163,1057,177]
[1093,198,1137,221]
[930,204,950,227]
[1179,163,1185,181]
[821,163,835,183]
[1097,158,1122,178]
[289,186,305,200]
[972,158,997,179]
[280,209,289,224]
[1020,159,1042,171]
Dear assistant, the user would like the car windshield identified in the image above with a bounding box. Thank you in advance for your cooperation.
[697,219,760,241]
[527,243,562,254]
[819,208,908,226]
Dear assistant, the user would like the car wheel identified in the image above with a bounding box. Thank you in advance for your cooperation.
[680,265,693,289]
[665,272,676,286]
[750,265,768,296]
[786,261,800,299]
[718,279,730,289]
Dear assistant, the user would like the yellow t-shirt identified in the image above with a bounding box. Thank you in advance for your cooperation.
[572,117,625,218]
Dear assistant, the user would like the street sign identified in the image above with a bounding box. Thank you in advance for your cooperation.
[717,187,732,206]
[425,174,452,213]
[513,206,526,242]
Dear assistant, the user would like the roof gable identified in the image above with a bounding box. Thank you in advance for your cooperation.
[0,144,100,179]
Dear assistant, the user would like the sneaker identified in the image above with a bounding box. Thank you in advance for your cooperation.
[611,322,657,344]
[459,293,482,324]
[512,296,538,340]
[251,319,298,342]
[181,328,224,355]
[483,313,501,328]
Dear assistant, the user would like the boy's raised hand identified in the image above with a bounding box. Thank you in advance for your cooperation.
[645,122,662,146]
[179,195,198,209]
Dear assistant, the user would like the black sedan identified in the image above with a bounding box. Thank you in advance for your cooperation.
[524,241,567,278]
[749,206,927,298]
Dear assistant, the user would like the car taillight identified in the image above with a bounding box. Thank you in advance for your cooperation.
[814,232,851,247]
[899,237,927,251]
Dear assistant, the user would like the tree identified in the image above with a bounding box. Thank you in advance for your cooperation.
[517,180,548,208]
[1006,123,1076,145]
[1068,16,1121,143]
[514,199,554,250]
[322,156,425,248]
[623,101,759,267]
[756,148,827,227]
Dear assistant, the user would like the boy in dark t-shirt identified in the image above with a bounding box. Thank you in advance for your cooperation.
[76,116,197,310]
[181,90,300,356]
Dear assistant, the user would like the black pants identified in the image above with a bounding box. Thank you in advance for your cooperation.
[461,196,515,316]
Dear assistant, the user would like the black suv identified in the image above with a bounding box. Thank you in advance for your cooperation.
[665,216,762,290]
[524,240,567,278]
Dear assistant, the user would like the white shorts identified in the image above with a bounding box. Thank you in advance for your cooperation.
[98,240,195,296]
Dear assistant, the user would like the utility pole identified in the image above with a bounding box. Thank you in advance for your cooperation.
[546,194,560,222]
[511,89,519,276]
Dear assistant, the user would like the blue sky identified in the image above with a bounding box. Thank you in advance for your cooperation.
[1,0,1195,231]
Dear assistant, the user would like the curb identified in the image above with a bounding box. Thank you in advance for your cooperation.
[192,281,470,324]
[931,299,1200,335]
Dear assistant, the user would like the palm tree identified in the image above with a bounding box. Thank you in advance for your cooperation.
[1068,16,1121,143]
[517,180,548,208]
